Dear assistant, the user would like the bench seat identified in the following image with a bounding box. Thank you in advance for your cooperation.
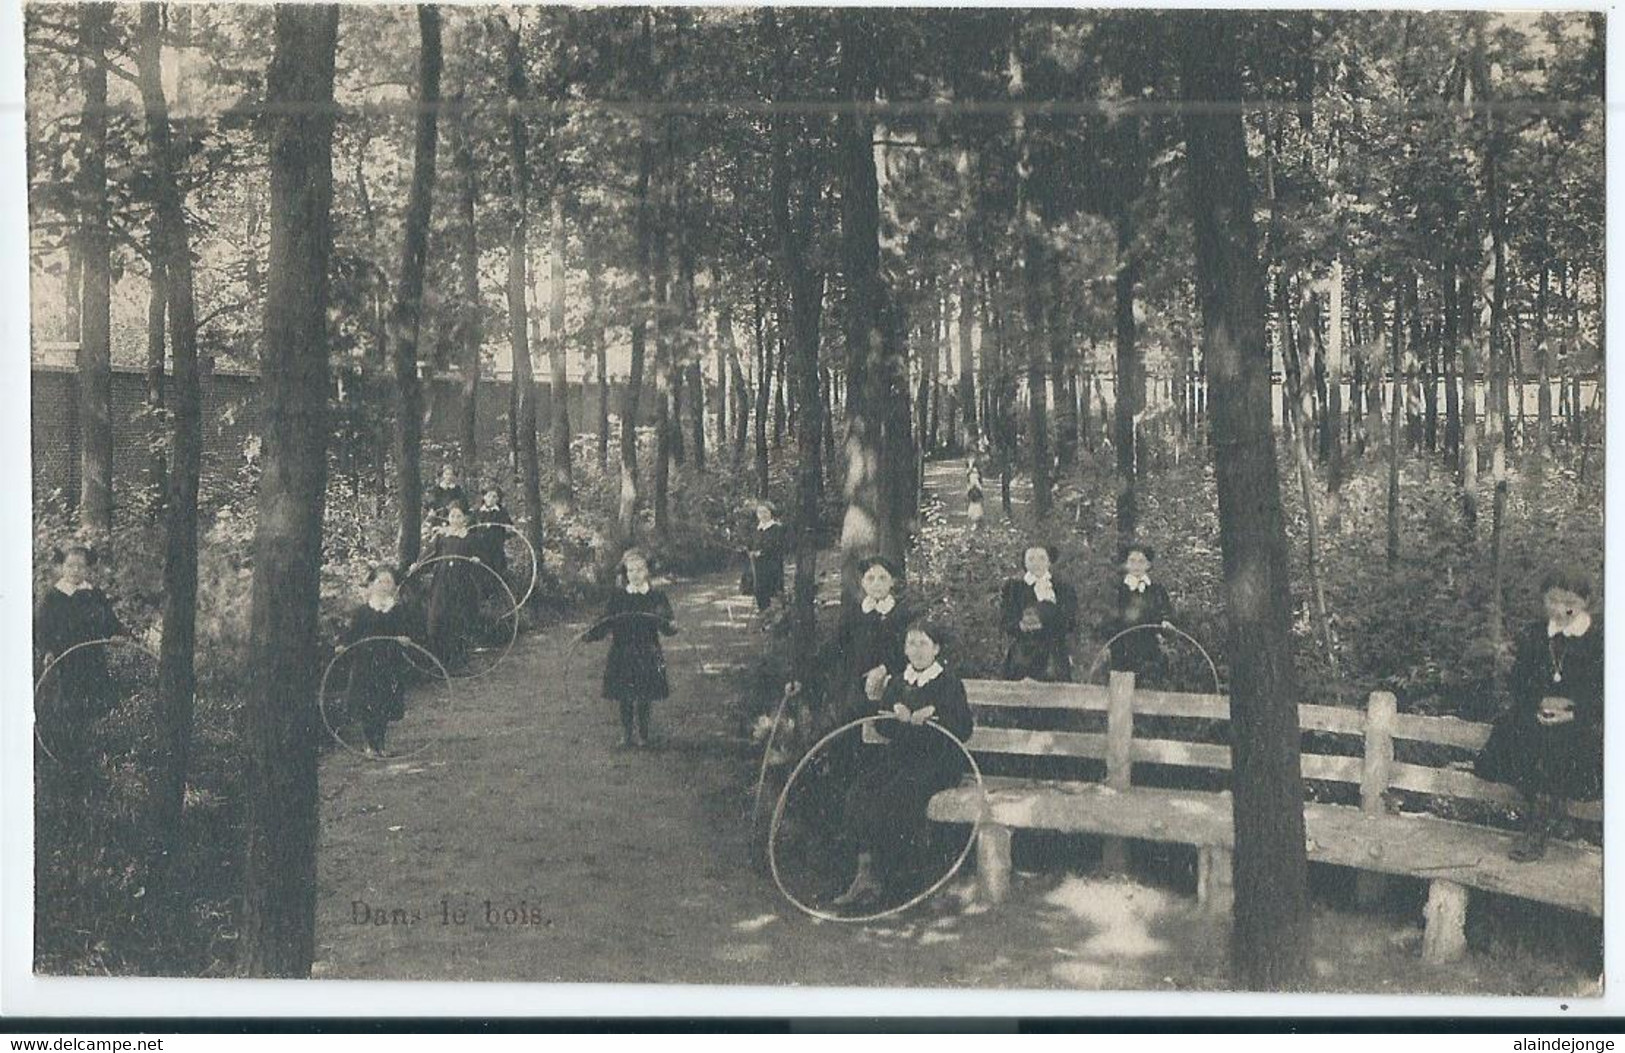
[929,776,1602,918]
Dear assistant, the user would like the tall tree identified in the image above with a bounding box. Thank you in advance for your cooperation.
[240,3,339,978]
[77,3,114,533]
[501,14,544,564]
[546,193,572,512]
[136,0,203,896]
[1010,42,1051,519]
[449,86,482,478]
[1180,12,1311,990]
[390,5,442,568]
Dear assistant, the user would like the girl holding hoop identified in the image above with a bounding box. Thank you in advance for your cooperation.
[34,543,130,760]
[999,544,1078,682]
[473,487,515,578]
[832,619,975,908]
[1101,542,1176,681]
[423,499,483,670]
[583,549,678,748]
[342,566,419,757]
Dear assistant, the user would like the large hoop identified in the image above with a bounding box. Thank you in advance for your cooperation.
[32,637,161,767]
[749,682,798,833]
[1085,622,1222,695]
[483,521,540,616]
[401,554,519,680]
[318,634,455,760]
[767,713,988,925]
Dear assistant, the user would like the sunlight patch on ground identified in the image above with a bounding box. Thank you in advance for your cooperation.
[713,942,773,964]
[733,913,780,933]
[1043,875,1173,961]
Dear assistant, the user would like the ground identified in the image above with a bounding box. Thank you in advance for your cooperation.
[311,462,1599,996]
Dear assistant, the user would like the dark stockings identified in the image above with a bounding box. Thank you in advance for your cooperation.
[618,698,652,745]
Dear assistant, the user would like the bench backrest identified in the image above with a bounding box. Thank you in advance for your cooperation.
[963,672,1601,823]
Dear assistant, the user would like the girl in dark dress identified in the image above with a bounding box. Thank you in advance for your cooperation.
[749,501,787,613]
[342,566,418,757]
[965,463,985,531]
[424,465,469,527]
[421,499,483,670]
[1475,570,1604,861]
[473,487,515,579]
[1101,542,1176,681]
[582,549,677,748]
[800,555,911,723]
[999,544,1079,682]
[833,619,975,907]
[34,544,129,760]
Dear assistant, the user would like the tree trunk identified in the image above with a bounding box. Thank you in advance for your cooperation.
[587,244,609,475]
[713,266,731,457]
[547,193,573,512]
[502,16,544,563]
[240,4,338,978]
[652,140,674,539]
[835,10,900,597]
[1442,260,1462,466]
[957,271,977,448]
[683,254,705,473]
[1113,217,1142,547]
[1324,261,1345,530]
[1458,265,1480,530]
[1533,252,1552,480]
[619,21,653,545]
[450,88,482,479]
[1387,283,1403,565]
[77,2,114,533]
[137,0,203,906]
[1180,16,1312,990]
[145,220,168,514]
[1049,266,1077,472]
[754,286,772,498]
[390,6,441,569]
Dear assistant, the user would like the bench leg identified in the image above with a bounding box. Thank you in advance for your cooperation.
[1100,837,1129,876]
[1197,846,1234,917]
[975,823,1012,905]
[1421,879,1469,963]
[1355,871,1388,910]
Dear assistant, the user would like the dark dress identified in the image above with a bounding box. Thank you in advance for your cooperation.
[1475,619,1604,801]
[343,601,419,750]
[752,522,787,610]
[842,667,976,879]
[1102,579,1176,679]
[473,504,515,578]
[999,577,1079,682]
[34,585,128,751]
[583,588,677,703]
[818,599,912,720]
[425,483,468,521]
[423,531,484,669]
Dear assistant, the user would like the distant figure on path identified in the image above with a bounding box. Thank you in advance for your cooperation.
[749,501,786,613]
[1475,570,1603,861]
[965,459,985,531]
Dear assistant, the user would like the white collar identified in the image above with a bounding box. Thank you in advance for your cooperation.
[1023,572,1052,587]
[443,526,469,538]
[368,597,398,613]
[1550,612,1592,638]
[903,661,943,687]
[55,580,92,596]
[1124,574,1150,593]
[757,520,778,530]
[626,582,651,596]
[861,594,896,615]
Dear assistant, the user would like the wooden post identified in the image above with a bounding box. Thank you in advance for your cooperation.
[1198,846,1234,916]
[1101,670,1135,874]
[1357,691,1398,908]
[1421,879,1469,963]
[976,824,1012,905]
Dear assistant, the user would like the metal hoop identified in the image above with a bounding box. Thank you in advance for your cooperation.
[767,713,988,925]
[483,521,540,616]
[318,634,455,760]
[32,637,161,768]
[401,554,519,680]
[563,608,698,711]
[749,683,797,833]
[1085,622,1222,695]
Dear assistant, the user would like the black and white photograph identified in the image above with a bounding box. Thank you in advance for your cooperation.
[13,2,1608,1007]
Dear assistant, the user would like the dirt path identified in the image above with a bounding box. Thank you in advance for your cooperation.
[311,466,1590,995]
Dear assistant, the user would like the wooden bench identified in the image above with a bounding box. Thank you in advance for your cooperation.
[927,672,1602,962]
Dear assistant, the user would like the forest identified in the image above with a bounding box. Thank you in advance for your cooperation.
[25,5,1604,992]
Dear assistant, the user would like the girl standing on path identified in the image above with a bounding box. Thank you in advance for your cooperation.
[1100,542,1177,682]
[422,499,483,670]
[832,619,975,908]
[583,549,678,748]
[965,460,985,531]
[748,501,786,614]
[342,566,418,757]
[999,544,1078,682]
[1475,570,1604,862]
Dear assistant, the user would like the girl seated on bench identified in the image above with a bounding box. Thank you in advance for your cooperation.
[1475,570,1603,862]
[833,619,975,907]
